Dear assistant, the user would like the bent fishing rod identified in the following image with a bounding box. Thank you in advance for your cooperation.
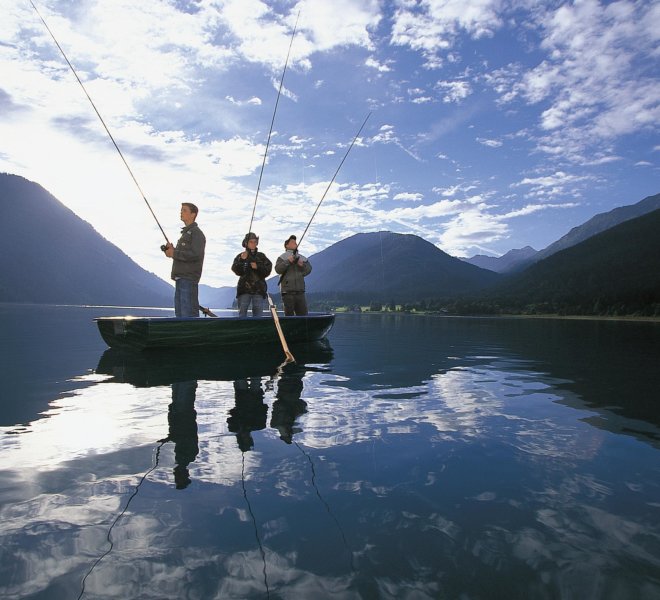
[248,10,300,234]
[29,0,170,246]
[30,2,217,317]
[296,111,371,249]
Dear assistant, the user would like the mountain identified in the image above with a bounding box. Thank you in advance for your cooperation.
[463,246,538,273]
[0,173,173,306]
[464,192,660,274]
[268,231,500,305]
[486,208,660,315]
[199,283,236,309]
[4,172,658,316]
[535,192,660,262]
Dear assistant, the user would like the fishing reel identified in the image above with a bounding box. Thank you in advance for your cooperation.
[160,244,168,253]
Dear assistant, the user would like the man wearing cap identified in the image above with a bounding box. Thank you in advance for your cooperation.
[231,232,272,317]
[275,235,312,316]
[164,202,205,317]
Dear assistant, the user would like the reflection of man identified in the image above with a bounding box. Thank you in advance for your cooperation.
[270,365,307,444]
[159,380,199,489]
[227,378,268,451]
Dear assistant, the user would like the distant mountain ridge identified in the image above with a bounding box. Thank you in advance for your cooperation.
[464,192,660,273]
[463,246,538,273]
[487,208,660,314]
[0,173,173,306]
[536,192,660,262]
[268,231,500,304]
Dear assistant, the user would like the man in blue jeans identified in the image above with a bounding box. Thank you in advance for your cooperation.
[164,203,206,317]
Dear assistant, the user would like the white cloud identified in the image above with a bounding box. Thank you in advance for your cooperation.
[514,171,589,189]
[497,0,660,160]
[499,202,579,219]
[226,95,262,106]
[393,192,423,202]
[391,0,503,67]
[294,0,381,53]
[435,80,472,103]
[439,207,509,254]
[365,56,392,72]
[477,137,502,148]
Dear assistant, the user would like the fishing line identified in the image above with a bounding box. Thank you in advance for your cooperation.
[29,0,170,245]
[248,10,300,234]
[240,452,270,598]
[294,441,355,572]
[78,441,166,600]
[297,112,371,248]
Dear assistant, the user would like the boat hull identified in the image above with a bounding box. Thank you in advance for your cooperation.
[95,313,335,351]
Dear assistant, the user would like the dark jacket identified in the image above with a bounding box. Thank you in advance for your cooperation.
[231,250,272,298]
[171,222,205,283]
[275,251,312,293]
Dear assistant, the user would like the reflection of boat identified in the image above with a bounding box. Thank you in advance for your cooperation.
[95,340,334,386]
[95,313,335,351]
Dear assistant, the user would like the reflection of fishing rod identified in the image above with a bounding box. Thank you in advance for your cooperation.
[248,11,300,234]
[294,441,355,572]
[30,1,217,318]
[29,0,170,246]
[240,452,270,598]
[78,441,166,600]
[296,112,371,249]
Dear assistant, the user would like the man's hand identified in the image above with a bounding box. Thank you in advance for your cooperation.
[164,242,174,258]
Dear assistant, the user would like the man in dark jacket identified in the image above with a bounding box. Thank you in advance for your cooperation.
[231,232,272,317]
[164,202,205,317]
[275,235,312,315]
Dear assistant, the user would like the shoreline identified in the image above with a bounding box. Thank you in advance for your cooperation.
[333,308,660,323]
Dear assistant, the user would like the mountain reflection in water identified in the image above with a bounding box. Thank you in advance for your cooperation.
[0,306,659,599]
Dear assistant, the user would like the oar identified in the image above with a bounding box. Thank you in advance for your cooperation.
[267,295,295,363]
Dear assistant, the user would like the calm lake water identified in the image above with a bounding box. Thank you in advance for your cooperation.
[1,303,659,599]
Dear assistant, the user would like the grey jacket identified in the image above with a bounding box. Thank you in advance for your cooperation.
[171,222,205,283]
[275,251,312,293]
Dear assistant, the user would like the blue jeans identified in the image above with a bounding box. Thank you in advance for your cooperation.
[237,294,264,317]
[175,279,199,317]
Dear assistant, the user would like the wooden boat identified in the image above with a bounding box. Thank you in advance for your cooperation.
[95,312,335,351]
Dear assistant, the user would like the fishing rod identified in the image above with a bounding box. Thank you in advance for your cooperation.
[29,0,170,246]
[296,111,371,249]
[31,2,218,317]
[243,12,301,363]
[275,112,370,295]
[248,11,300,234]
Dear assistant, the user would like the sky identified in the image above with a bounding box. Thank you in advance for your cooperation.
[1,0,658,287]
